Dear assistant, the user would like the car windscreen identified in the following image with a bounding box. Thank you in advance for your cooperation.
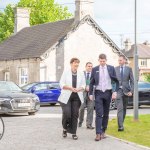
[0,82,22,92]
[22,83,37,90]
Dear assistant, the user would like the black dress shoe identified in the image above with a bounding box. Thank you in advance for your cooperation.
[62,130,67,137]
[118,127,124,131]
[87,125,94,129]
[72,134,78,140]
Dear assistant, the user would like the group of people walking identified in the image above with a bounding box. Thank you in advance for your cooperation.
[58,53,134,141]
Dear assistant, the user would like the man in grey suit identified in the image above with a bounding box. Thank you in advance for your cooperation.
[115,55,134,131]
[79,62,95,129]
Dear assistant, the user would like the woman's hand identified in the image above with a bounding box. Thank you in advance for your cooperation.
[70,87,78,93]
[76,87,84,92]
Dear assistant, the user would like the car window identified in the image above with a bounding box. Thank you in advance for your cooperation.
[47,83,60,89]
[0,82,22,91]
[22,82,37,90]
[138,82,150,89]
[34,83,48,91]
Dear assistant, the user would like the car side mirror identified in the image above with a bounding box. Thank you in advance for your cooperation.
[31,87,36,93]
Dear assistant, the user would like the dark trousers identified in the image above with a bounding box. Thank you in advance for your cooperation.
[116,89,129,128]
[95,90,112,134]
[60,93,81,134]
[79,93,95,126]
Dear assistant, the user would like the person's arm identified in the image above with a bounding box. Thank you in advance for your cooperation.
[76,72,86,92]
[89,68,95,100]
[112,66,119,92]
[129,67,134,93]
[111,67,119,100]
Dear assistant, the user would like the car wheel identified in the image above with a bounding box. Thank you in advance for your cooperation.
[50,103,56,106]
[28,112,36,115]
[110,100,117,110]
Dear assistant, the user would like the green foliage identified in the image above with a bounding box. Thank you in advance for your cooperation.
[107,114,150,147]
[17,0,72,25]
[0,5,14,42]
[143,73,150,82]
[0,0,72,43]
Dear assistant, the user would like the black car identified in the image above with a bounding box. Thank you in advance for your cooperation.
[0,81,40,115]
[110,82,150,109]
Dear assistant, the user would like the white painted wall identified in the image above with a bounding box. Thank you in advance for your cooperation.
[40,49,56,81]
[64,23,119,72]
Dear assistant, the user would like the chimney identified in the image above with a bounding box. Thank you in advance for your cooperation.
[143,41,150,47]
[124,38,132,51]
[75,0,94,22]
[14,8,30,34]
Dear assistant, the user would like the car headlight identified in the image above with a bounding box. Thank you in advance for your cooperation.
[0,98,11,105]
[0,98,11,101]
[33,96,39,102]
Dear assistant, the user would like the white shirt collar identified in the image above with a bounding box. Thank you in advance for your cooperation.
[100,65,107,69]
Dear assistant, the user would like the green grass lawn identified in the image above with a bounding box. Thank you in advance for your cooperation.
[107,114,150,147]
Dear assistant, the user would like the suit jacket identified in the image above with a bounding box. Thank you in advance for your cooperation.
[83,71,91,98]
[58,69,86,104]
[115,66,134,94]
[89,65,119,95]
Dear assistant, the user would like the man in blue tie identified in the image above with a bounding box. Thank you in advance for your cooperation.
[115,55,134,131]
[89,54,119,141]
[79,62,94,129]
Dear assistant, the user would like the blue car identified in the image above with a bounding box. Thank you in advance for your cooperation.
[22,82,61,105]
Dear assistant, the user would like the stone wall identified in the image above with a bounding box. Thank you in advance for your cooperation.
[0,58,40,86]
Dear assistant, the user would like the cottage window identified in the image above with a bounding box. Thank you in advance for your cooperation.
[140,59,147,67]
[19,68,28,86]
[4,72,10,81]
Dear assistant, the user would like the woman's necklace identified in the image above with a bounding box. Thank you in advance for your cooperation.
[72,71,77,76]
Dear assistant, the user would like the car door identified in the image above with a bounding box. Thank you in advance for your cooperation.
[139,83,150,105]
[45,83,61,103]
[33,83,49,103]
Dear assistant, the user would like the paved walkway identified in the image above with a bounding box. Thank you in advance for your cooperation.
[0,115,149,150]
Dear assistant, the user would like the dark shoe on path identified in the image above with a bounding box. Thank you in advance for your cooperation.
[118,127,124,132]
[95,134,101,141]
[72,134,78,140]
[101,133,107,139]
[62,130,67,138]
[87,125,94,129]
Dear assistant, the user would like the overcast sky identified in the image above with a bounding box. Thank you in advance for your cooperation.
[0,0,150,48]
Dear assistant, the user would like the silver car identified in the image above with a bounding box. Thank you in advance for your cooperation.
[0,81,40,115]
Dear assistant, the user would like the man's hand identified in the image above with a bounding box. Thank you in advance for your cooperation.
[89,95,94,101]
[112,92,117,100]
[127,92,132,97]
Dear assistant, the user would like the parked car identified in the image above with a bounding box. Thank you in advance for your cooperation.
[0,81,40,115]
[110,81,150,109]
[22,82,61,105]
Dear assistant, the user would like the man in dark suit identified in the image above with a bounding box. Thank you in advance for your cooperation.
[79,62,95,129]
[89,54,119,141]
[115,55,134,131]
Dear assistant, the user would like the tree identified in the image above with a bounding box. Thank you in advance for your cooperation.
[0,0,72,43]
[0,5,14,42]
[143,73,150,82]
